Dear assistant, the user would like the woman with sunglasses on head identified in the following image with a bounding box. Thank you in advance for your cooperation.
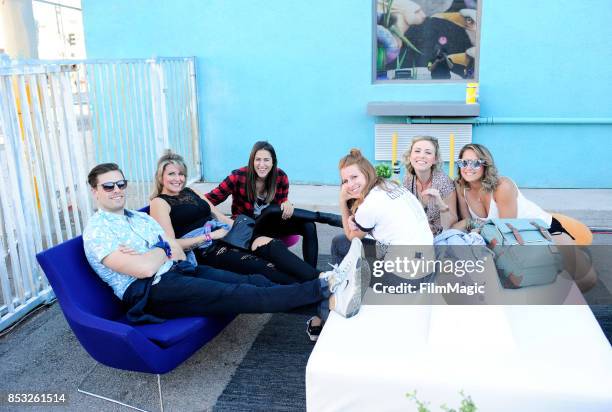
[402,136,458,235]
[149,151,342,287]
[454,143,596,291]
[205,141,341,268]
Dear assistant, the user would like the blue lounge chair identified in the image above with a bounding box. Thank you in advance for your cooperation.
[36,235,235,411]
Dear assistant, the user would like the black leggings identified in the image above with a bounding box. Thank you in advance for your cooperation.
[196,239,319,285]
[253,205,319,268]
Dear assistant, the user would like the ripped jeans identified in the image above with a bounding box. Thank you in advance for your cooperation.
[195,239,319,285]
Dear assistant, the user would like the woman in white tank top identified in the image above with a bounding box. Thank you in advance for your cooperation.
[455,144,554,228]
[454,144,596,292]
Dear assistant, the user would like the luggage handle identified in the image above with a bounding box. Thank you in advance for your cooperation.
[530,221,553,241]
[505,223,524,245]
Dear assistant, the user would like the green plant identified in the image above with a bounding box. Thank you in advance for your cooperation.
[375,163,392,178]
[406,390,477,412]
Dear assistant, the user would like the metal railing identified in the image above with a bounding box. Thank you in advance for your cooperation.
[0,57,200,331]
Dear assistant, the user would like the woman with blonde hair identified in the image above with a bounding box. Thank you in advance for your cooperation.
[149,151,350,287]
[402,135,457,235]
[455,143,553,227]
[454,143,596,291]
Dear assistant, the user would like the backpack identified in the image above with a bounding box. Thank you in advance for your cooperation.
[480,218,563,288]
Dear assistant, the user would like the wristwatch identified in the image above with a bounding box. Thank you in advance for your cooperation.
[153,235,172,258]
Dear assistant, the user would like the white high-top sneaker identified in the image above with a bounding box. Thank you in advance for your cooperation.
[328,238,363,318]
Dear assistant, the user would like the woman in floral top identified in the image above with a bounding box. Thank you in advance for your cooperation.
[402,136,458,235]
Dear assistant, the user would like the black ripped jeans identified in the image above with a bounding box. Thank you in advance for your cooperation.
[195,238,319,285]
[253,205,319,268]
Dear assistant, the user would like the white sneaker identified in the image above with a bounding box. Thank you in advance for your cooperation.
[331,238,362,318]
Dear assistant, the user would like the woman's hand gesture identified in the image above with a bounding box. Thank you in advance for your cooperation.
[280,201,294,220]
[421,188,445,209]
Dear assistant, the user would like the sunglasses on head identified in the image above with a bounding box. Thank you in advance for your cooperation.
[99,179,128,192]
[457,159,486,169]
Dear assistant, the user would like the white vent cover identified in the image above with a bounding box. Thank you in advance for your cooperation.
[375,124,472,162]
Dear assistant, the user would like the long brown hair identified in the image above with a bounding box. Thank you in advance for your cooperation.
[338,148,392,214]
[150,150,188,199]
[246,141,279,204]
[455,143,500,193]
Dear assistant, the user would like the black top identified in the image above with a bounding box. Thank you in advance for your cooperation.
[156,188,213,238]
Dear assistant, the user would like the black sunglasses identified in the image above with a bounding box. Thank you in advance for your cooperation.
[98,179,128,192]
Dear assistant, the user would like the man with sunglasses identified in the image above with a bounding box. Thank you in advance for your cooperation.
[82,163,363,324]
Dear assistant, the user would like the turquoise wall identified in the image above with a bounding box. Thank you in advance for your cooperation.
[81,0,612,187]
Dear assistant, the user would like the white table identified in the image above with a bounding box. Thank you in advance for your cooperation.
[306,303,612,411]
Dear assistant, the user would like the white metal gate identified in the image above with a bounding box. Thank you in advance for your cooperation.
[0,57,200,331]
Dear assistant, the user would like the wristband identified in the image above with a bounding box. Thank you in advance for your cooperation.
[153,235,172,258]
[204,233,212,242]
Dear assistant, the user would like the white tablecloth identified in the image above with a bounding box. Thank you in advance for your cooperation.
[306,304,612,411]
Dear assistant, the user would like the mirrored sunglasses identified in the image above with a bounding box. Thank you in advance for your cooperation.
[99,179,128,192]
[457,159,486,169]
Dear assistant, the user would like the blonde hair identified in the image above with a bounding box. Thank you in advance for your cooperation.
[402,135,442,176]
[338,148,393,214]
[455,143,500,193]
[150,150,188,199]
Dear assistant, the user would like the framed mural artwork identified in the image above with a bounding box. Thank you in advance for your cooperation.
[374,0,481,82]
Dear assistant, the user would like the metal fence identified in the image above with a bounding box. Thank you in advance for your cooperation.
[0,57,200,331]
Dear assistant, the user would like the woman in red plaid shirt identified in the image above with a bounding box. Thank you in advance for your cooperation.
[206,141,339,267]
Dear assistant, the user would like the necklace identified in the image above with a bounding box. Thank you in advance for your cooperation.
[416,173,433,194]
[413,174,433,212]
[466,188,488,218]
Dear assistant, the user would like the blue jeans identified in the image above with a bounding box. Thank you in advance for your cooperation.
[123,262,329,320]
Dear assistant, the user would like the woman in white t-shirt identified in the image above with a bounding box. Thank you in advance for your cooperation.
[339,149,432,246]
[331,149,433,277]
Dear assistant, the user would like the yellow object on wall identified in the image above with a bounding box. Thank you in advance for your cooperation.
[448,133,455,179]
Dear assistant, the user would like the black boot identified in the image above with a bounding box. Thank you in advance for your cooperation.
[315,212,343,228]
[290,208,342,227]
[291,208,319,221]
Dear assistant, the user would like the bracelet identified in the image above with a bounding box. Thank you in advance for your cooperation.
[439,204,450,213]
[204,233,212,242]
[153,235,172,258]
